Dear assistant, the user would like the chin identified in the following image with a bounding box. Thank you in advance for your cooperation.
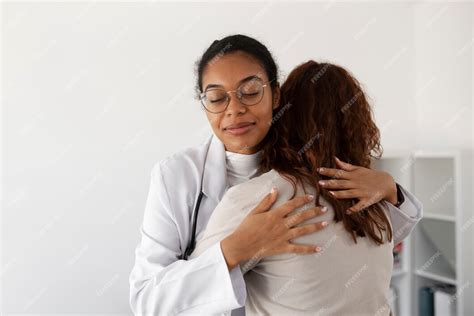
[226,135,263,153]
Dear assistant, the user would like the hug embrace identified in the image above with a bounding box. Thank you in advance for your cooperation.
[129,34,423,316]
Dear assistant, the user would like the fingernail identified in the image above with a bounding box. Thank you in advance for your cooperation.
[346,209,351,214]
[322,221,328,226]
[321,206,328,213]
[318,168,324,173]
[271,186,277,193]
[329,191,335,196]
[319,180,326,186]
[315,246,322,252]
[306,194,314,201]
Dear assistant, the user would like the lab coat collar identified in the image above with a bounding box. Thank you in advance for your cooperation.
[202,134,228,203]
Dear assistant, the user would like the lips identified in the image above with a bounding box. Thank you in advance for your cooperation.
[223,122,256,135]
[224,122,256,130]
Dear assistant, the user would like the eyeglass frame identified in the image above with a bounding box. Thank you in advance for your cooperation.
[199,78,275,114]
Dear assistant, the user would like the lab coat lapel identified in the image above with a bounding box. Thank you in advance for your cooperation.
[202,134,228,203]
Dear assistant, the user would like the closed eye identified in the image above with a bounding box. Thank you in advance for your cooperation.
[210,98,226,103]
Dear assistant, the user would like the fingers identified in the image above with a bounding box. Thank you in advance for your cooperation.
[328,189,360,200]
[334,156,357,171]
[284,243,322,254]
[346,200,370,214]
[285,206,328,227]
[346,192,384,213]
[250,186,279,215]
[317,157,358,179]
[317,167,350,179]
[318,179,352,190]
[276,194,314,217]
[288,221,329,239]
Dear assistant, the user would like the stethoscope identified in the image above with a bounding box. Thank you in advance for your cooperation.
[181,189,204,260]
[179,141,210,260]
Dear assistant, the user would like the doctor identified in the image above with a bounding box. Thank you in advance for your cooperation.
[129,34,423,315]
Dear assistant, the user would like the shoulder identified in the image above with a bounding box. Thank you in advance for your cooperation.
[224,170,294,206]
[227,169,280,192]
[149,137,211,207]
[151,137,210,180]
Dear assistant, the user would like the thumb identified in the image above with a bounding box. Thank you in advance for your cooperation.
[335,156,357,171]
[346,199,368,214]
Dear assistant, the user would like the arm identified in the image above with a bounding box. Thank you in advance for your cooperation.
[385,184,423,245]
[129,163,246,315]
[189,185,268,273]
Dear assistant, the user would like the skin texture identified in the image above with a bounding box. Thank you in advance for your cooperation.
[201,51,280,154]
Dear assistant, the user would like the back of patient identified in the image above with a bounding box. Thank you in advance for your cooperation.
[191,169,394,316]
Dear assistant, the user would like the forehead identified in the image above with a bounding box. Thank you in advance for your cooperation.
[202,51,269,89]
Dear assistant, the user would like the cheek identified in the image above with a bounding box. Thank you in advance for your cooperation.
[205,113,222,131]
[255,100,275,127]
[206,114,229,142]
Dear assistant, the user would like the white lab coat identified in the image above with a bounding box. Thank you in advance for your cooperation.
[129,134,423,316]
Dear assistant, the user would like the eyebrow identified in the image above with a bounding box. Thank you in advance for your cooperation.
[204,75,263,91]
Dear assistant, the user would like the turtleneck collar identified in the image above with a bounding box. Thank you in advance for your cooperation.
[225,149,263,188]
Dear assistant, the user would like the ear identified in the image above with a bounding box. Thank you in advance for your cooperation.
[272,84,281,110]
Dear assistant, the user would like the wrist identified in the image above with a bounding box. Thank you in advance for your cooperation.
[221,233,243,271]
[384,173,398,205]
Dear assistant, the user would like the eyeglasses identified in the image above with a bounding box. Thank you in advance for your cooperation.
[200,78,274,114]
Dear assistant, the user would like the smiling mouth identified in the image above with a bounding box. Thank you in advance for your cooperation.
[224,122,256,130]
[224,122,256,135]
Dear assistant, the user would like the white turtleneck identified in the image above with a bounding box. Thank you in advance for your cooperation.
[225,150,263,188]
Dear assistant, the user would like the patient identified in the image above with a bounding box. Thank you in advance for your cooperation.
[190,61,406,315]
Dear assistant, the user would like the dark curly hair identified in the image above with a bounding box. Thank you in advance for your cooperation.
[260,60,392,245]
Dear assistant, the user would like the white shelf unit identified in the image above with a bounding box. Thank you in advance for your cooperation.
[411,151,463,316]
[372,150,467,316]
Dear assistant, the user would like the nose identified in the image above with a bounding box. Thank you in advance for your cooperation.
[225,92,246,116]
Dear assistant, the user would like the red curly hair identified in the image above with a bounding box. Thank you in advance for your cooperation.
[260,60,392,245]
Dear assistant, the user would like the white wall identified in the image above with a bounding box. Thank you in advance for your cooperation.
[414,2,472,150]
[1,1,472,314]
[413,3,473,314]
